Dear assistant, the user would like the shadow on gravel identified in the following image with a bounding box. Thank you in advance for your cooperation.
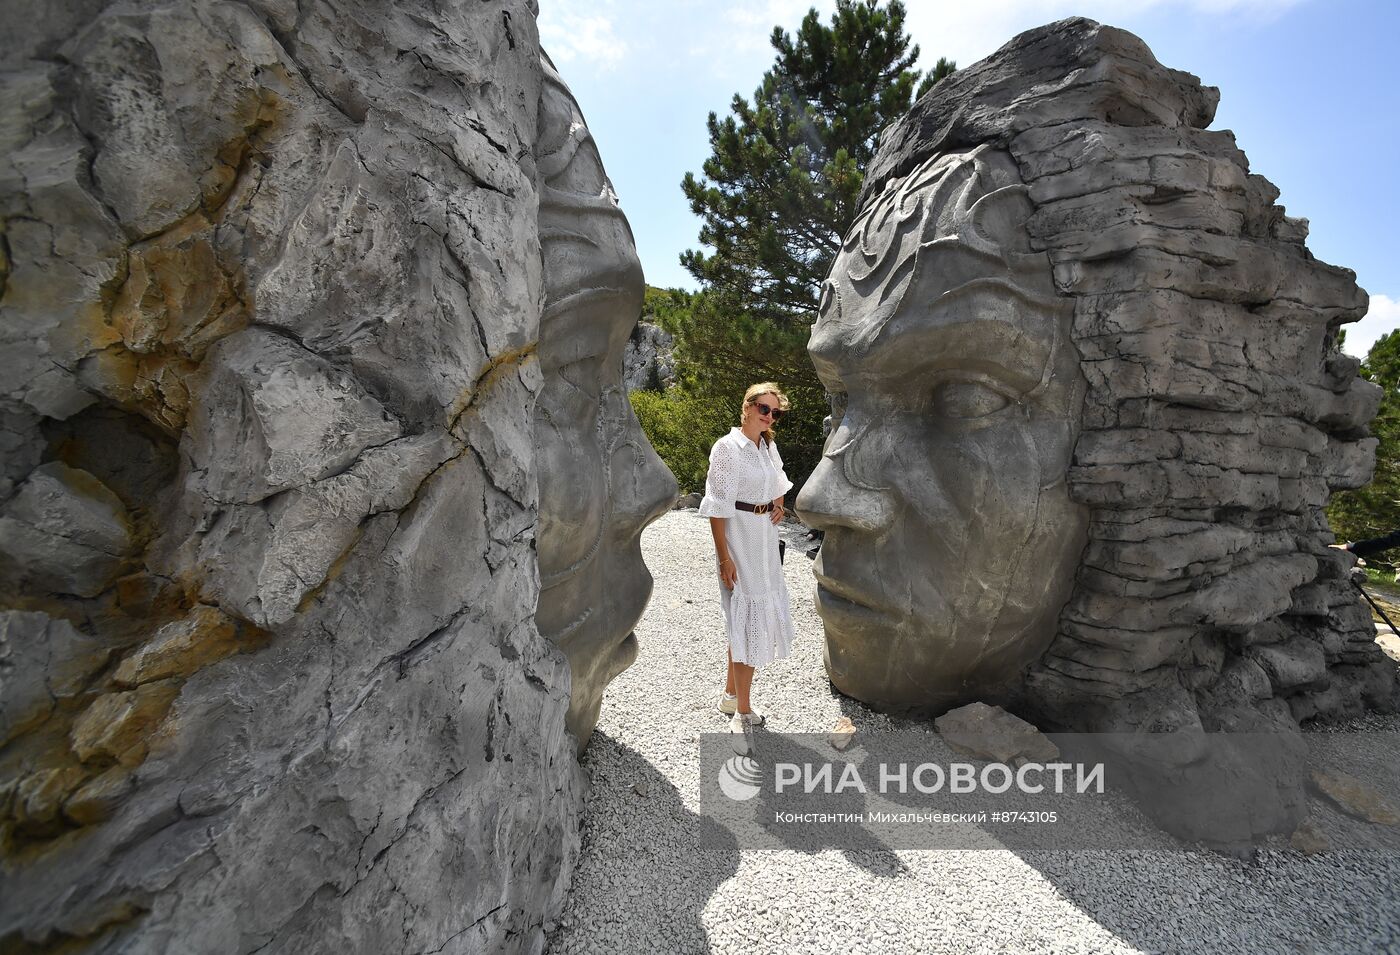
[1007,839,1399,954]
[1008,729,1400,953]
[819,691,1400,952]
[740,726,912,878]
[546,730,740,954]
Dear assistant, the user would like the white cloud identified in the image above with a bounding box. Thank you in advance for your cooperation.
[724,0,819,31]
[539,5,628,70]
[678,0,831,81]
[1345,293,1400,360]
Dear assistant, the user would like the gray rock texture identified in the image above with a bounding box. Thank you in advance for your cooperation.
[622,322,676,393]
[797,17,1398,847]
[549,511,1400,955]
[0,2,594,951]
[934,702,1061,764]
[534,54,677,749]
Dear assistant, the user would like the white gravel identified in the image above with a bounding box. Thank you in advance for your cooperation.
[545,510,1400,955]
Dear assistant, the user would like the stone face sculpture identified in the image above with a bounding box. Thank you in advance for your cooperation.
[797,17,1398,844]
[0,2,617,949]
[534,55,678,748]
[800,144,1089,713]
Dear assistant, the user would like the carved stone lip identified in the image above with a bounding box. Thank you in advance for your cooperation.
[814,579,890,625]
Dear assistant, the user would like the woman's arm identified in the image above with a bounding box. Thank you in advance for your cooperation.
[710,517,738,589]
[1347,529,1400,559]
[698,438,739,586]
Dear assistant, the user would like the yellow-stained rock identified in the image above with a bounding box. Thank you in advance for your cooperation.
[1311,769,1400,826]
[64,767,136,826]
[70,681,180,766]
[14,767,87,825]
[113,573,190,623]
[99,222,248,434]
[829,716,856,751]
[1290,815,1329,855]
[114,606,240,687]
[111,228,241,359]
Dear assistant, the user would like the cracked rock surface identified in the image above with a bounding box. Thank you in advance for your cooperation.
[1,2,584,951]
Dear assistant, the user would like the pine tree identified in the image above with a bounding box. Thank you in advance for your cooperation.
[669,0,952,489]
[681,0,944,321]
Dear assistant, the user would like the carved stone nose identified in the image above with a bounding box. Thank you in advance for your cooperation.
[795,451,894,533]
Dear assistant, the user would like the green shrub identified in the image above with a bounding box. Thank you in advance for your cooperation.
[631,384,827,496]
[629,390,733,493]
[644,286,829,496]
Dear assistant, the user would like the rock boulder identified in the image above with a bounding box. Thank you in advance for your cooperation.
[0,2,589,950]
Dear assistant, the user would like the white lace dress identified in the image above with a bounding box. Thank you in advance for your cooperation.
[697,428,796,667]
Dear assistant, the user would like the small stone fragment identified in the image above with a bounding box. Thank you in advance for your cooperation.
[632,779,650,797]
[70,680,181,766]
[1375,629,1400,665]
[829,716,856,751]
[1289,816,1329,855]
[1310,769,1400,825]
[934,702,1060,763]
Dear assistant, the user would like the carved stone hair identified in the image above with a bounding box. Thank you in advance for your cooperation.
[823,145,1065,349]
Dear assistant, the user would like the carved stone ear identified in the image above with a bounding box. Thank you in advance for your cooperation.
[965,184,1034,255]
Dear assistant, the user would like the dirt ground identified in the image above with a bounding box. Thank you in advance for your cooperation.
[1358,574,1400,628]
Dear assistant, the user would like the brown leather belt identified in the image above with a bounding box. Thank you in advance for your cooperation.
[735,501,773,514]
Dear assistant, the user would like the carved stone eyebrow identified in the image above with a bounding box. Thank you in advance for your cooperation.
[814,278,1059,395]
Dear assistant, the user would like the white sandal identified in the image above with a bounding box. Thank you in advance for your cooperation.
[729,709,765,728]
[719,694,767,723]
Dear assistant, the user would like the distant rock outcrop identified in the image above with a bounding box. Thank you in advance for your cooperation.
[623,321,676,392]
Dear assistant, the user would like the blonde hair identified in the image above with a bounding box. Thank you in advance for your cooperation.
[741,382,790,445]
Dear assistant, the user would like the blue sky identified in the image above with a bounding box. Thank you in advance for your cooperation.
[539,0,1398,358]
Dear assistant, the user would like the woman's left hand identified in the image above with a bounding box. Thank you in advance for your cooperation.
[770,499,784,525]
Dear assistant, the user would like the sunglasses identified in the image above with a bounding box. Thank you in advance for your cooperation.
[752,402,785,420]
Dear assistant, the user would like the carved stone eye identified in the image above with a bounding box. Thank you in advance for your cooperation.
[932,379,1011,419]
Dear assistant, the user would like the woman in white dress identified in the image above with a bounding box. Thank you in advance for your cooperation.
[697,382,797,740]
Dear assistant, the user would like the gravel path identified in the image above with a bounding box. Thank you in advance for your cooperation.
[545,510,1400,955]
